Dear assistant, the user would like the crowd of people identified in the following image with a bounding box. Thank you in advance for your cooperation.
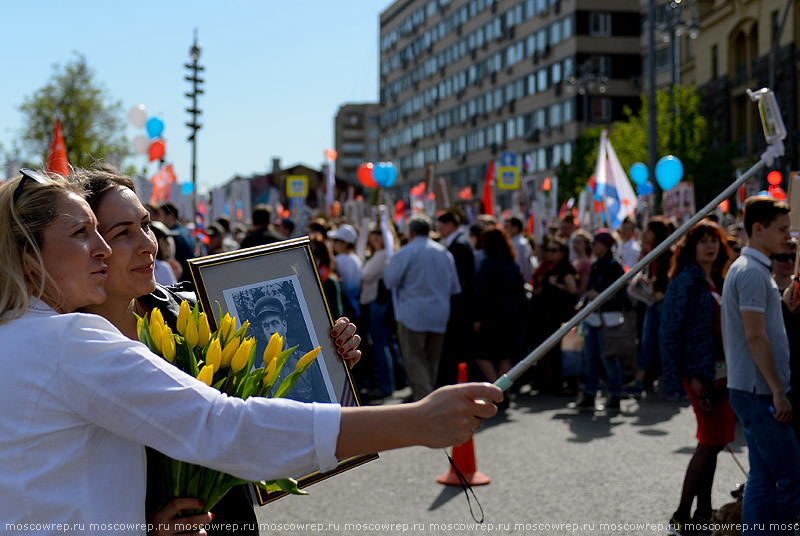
[5,163,800,535]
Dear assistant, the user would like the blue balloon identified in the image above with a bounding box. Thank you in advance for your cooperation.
[383,162,397,188]
[146,116,165,139]
[630,162,649,185]
[373,163,390,187]
[182,182,194,195]
[637,181,654,196]
[655,155,683,191]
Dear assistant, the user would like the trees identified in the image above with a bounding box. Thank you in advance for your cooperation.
[555,86,735,207]
[17,54,129,169]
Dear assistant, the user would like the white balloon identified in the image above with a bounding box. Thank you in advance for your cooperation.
[128,104,147,128]
[133,135,149,155]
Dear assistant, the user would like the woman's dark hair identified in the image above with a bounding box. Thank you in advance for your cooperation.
[646,217,672,247]
[669,219,730,287]
[309,237,334,269]
[481,227,516,263]
[71,168,136,211]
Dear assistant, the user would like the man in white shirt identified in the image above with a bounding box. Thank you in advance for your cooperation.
[619,217,641,270]
[328,224,364,316]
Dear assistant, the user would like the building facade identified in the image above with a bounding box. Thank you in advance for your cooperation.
[644,0,798,178]
[378,0,643,197]
[334,103,381,182]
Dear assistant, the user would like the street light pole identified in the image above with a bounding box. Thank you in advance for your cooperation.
[647,0,659,201]
[184,29,204,223]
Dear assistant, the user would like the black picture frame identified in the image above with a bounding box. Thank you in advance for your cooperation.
[188,237,377,504]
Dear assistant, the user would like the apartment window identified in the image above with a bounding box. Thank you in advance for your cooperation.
[589,13,611,36]
[495,122,504,143]
[562,15,573,39]
[552,62,562,84]
[494,88,504,108]
[468,99,477,116]
[550,21,562,45]
[550,103,562,126]
[535,108,545,128]
[563,99,574,123]
[528,73,537,94]
[537,68,548,92]
[537,148,547,171]
[516,115,524,136]
[505,83,516,102]
[537,29,547,51]
[552,144,562,166]
[527,34,537,56]
[515,78,525,97]
[564,57,574,78]
[507,118,517,140]
[536,0,546,14]
[477,27,485,47]
[487,125,495,144]
[526,0,535,18]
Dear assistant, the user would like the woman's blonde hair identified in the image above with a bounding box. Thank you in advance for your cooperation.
[0,172,86,322]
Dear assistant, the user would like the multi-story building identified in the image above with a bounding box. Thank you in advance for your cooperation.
[378,0,643,198]
[642,0,798,177]
[334,103,381,182]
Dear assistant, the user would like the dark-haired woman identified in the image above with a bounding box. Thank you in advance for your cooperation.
[531,236,577,393]
[660,219,734,535]
[473,228,526,400]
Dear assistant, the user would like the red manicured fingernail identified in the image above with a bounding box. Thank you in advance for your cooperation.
[338,347,345,354]
[336,339,343,345]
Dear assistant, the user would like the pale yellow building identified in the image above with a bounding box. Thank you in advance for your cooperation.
[655,0,799,172]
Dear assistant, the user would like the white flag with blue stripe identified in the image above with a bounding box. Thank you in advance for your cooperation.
[594,130,638,229]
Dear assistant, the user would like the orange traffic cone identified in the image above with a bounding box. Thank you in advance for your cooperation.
[436,362,491,486]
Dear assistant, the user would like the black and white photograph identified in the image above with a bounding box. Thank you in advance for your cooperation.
[223,275,337,404]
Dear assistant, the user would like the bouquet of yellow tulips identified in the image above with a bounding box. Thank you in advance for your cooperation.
[137,300,322,512]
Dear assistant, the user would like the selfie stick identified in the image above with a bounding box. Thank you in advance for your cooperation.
[494,87,787,392]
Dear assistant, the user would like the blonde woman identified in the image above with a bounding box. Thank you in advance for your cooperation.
[0,169,502,529]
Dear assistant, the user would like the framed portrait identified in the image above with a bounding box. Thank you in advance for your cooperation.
[188,237,377,504]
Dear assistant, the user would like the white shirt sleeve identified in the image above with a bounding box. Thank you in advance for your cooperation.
[57,314,341,480]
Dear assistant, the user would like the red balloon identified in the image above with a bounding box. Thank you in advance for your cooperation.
[148,139,166,162]
[357,162,377,188]
[767,170,782,185]
[769,185,787,201]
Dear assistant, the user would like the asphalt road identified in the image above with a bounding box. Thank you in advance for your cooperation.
[255,388,748,536]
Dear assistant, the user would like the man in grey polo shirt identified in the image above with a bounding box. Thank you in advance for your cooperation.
[722,196,800,535]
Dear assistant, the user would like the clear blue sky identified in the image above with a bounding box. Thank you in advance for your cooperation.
[0,1,383,192]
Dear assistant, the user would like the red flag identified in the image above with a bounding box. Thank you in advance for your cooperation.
[482,158,494,216]
[526,212,534,235]
[46,119,70,176]
[149,164,177,205]
[457,186,472,200]
[410,181,426,197]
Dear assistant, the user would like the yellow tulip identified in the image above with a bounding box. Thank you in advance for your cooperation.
[163,332,176,363]
[198,313,211,347]
[262,332,283,367]
[185,317,199,348]
[220,336,240,368]
[231,337,254,373]
[150,318,164,353]
[136,317,143,339]
[219,313,233,343]
[294,347,321,372]
[197,364,214,386]
[205,338,222,370]
[263,356,278,386]
[151,308,165,330]
[176,301,191,336]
